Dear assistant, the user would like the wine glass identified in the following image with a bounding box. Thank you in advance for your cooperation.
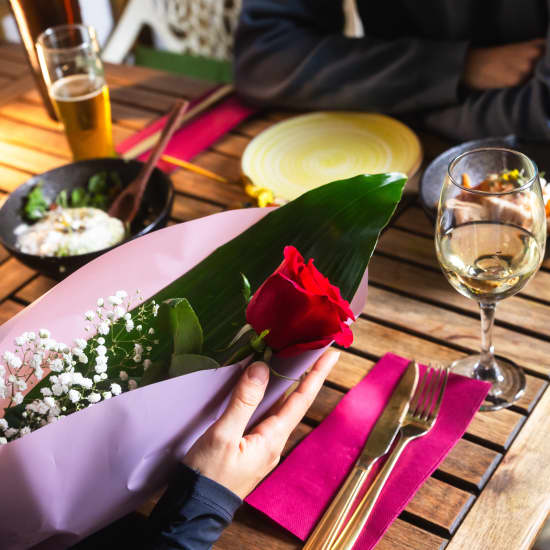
[435,148,546,411]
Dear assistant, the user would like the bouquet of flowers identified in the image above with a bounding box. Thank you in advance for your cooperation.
[0,173,406,549]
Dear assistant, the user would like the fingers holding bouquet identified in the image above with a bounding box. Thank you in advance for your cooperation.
[183,349,340,499]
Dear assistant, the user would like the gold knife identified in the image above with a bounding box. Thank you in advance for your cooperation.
[302,361,419,550]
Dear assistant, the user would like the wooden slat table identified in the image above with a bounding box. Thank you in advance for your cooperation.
[0,41,549,550]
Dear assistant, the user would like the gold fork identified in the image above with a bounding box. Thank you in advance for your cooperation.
[331,366,449,550]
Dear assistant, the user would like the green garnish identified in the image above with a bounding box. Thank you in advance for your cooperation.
[22,172,123,223]
[23,182,50,221]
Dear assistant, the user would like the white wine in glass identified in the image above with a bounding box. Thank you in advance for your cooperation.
[435,148,546,411]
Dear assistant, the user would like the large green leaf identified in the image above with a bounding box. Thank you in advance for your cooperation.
[158,298,203,355]
[151,172,406,357]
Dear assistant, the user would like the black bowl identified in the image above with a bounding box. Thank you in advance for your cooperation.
[0,158,174,280]
[419,135,550,221]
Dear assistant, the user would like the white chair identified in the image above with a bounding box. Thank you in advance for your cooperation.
[102,0,242,64]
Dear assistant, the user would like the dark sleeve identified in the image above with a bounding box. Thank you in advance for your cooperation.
[143,464,242,550]
[234,0,469,114]
[420,40,550,141]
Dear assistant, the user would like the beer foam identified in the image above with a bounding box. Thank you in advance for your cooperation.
[51,74,105,102]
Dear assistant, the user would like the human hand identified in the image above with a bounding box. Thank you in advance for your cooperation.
[463,38,546,90]
[183,349,340,499]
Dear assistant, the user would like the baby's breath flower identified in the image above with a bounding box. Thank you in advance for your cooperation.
[110,383,121,396]
[96,345,107,356]
[148,328,155,335]
[97,337,105,345]
[0,437,7,445]
[0,418,8,431]
[68,389,81,403]
[108,295,123,306]
[98,322,110,335]
[93,375,101,383]
[75,338,87,350]
[87,393,101,404]
[125,319,134,332]
[114,306,126,319]
[48,358,63,372]
[12,392,23,405]
[15,335,26,346]
[102,391,112,400]
[97,298,104,307]
[95,364,107,374]
[39,329,50,339]
[152,303,159,316]
[115,290,127,299]
[40,387,52,397]
[84,310,95,321]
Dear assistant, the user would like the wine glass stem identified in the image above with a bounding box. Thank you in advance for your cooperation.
[477,301,501,381]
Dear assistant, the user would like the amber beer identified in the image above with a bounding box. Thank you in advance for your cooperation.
[51,74,115,160]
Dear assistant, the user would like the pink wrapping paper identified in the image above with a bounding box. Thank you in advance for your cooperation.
[0,208,369,550]
[115,92,256,172]
[246,353,490,548]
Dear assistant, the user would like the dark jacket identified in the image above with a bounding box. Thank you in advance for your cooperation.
[234,0,550,141]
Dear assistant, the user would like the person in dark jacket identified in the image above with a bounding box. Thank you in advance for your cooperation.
[233,0,550,141]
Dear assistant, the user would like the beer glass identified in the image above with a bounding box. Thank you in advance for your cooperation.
[36,24,115,160]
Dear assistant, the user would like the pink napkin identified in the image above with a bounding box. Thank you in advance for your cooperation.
[116,88,256,172]
[246,353,490,548]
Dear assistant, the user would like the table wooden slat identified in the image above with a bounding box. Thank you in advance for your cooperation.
[15,276,57,304]
[369,253,550,343]
[0,258,35,302]
[0,299,25,324]
[364,286,550,379]
[170,169,250,207]
[378,227,550,305]
[446,384,550,550]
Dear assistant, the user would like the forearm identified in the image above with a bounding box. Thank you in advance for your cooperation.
[144,464,242,550]
[234,0,469,113]
[421,48,550,141]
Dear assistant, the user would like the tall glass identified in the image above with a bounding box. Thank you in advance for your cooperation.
[36,24,115,160]
[435,148,546,411]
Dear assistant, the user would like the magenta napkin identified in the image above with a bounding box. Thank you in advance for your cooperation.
[246,353,490,548]
[116,90,256,172]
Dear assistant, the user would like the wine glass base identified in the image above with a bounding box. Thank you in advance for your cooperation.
[450,355,526,412]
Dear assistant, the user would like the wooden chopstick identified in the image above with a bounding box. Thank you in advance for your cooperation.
[121,84,234,161]
[160,154,229,184]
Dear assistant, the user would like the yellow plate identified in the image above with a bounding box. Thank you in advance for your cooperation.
[241,112,422,201]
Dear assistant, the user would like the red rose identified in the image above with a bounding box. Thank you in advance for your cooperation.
[246,246,355,357]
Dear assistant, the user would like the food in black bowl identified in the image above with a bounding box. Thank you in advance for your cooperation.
[0,158,174,280]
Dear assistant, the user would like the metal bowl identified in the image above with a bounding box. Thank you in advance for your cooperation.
[419,135,549,221]
[0,158,174,280]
